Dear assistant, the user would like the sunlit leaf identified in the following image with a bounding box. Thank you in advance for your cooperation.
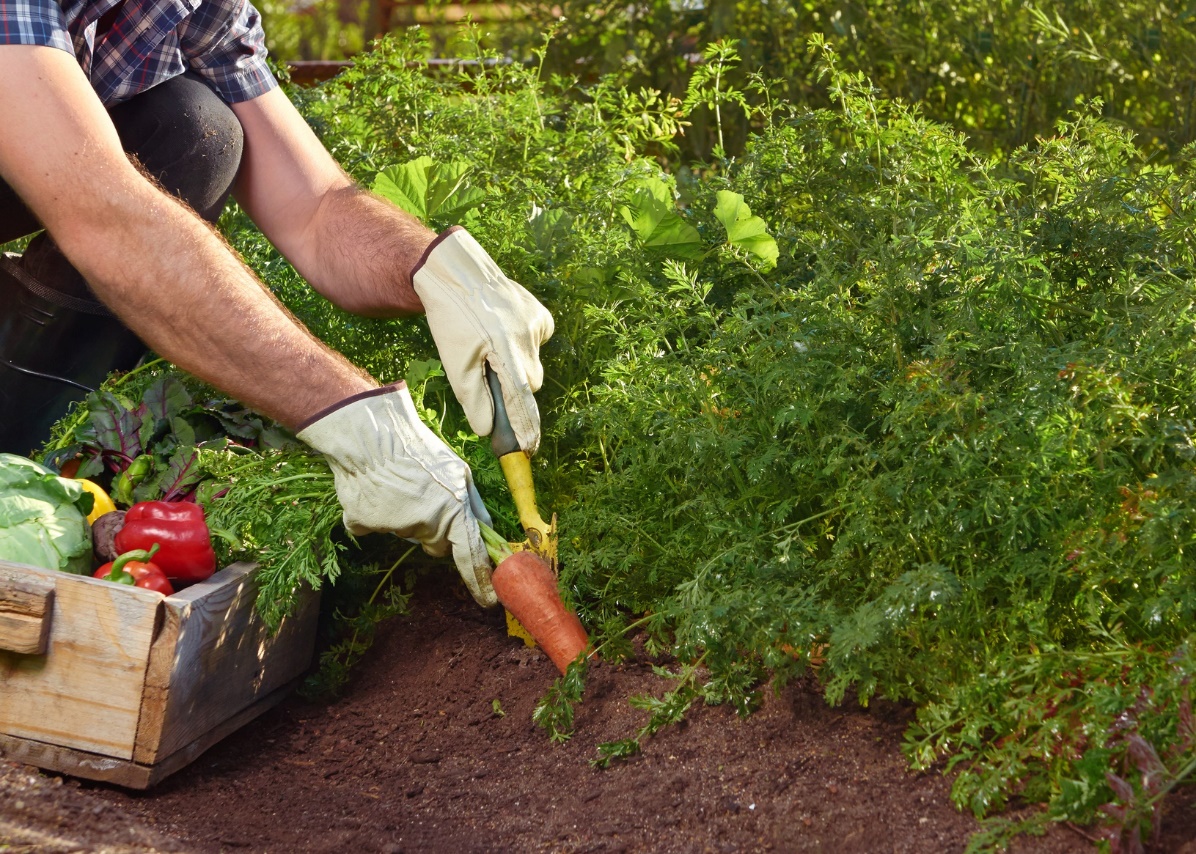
[619,178,703,259]
[372,156,485,224]
[712,190,778,270]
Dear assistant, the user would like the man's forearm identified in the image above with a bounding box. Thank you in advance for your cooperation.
[227,90,435,318]
[0,47,373,429]
[67,181,375,429]
[297,183,436,318]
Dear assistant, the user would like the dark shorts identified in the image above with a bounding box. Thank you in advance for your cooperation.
[0,70,244,243]
[0,70,245,455]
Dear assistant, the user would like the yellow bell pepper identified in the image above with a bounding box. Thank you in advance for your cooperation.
[76,478,117,524]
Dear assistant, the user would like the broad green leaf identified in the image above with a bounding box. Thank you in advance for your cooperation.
[258,426,294,450]
[405,358,446,387]
[373,157,485,224]
[713,190,778,270]
[140,447,202,503]
[638,176,673,206]
[528,206,573,257]
[136,378,192,448]
[571,266,608,288]
[425,163,485,222]
[619,179,703,259]
[74,456,105,479]
[74,390,142,463]
[137,380,191,444]
[169,416,197,449]
[373,157,430,218]
[140,377,192,426]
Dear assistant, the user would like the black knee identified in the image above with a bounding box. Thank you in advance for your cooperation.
[108,73,245,223]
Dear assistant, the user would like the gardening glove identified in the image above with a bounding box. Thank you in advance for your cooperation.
[412,227,554,456]
[297,384,497,607]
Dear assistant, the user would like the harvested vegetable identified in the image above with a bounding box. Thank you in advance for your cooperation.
[0,453,93,574]
[113,501,216,583]
[43,371,303,505]
[481,524,588,674]
[75,479,116,524]
[94,544,174,595]
[91,510,125,562]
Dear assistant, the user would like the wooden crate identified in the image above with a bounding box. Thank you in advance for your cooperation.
[0,560,319,788]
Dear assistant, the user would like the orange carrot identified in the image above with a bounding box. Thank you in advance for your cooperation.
[490,550,589,674]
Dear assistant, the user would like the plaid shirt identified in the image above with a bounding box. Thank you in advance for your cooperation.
[0,0,277,106]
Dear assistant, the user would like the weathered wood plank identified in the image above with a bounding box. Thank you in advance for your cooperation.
[0,611,50,656]
[0,730,152,788]
[0,676,301,789]
[0,561,161,759]
[132,590,183,765]
[142,676,303,787]
[2,559,317,782]
[131,564,260,763]
[136,562,318,763]
[0,567,53,614]
[0,567,54,654]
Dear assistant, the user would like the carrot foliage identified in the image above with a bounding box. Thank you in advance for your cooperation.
[59,27,1194,845]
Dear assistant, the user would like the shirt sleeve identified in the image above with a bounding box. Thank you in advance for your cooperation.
[179,0,277,104]
[0,0,74,52]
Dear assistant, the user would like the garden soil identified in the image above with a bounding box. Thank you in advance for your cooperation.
[2,575,1194,853]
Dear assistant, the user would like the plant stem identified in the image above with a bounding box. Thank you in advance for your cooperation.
[479,521,514,564]
[714,59,724,154]
[331,545,417,680]
[112,357,167,389]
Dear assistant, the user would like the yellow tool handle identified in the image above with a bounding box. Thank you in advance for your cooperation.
[485,366,552,545]
[498,452,551,540]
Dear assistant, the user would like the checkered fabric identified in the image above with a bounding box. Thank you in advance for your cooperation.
[0,0,277,105]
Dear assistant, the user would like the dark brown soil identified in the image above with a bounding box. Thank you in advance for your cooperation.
[3,576,1194,852]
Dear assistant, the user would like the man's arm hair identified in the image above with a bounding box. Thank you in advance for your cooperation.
[230,88,436,317]
[0,46,375,428]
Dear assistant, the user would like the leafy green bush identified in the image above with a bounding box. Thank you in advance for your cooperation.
[552,42,1196,841]
[257,0,365,61]
[273,30,1196,840]
[32,24,1185,844]
[258,0,1195,158]
[518,0,1196,159]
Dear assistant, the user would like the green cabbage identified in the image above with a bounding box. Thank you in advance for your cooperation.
[0,453,93,574]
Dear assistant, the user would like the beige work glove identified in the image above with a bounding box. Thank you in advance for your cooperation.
[412,227,554,455]
[297,384,496,607]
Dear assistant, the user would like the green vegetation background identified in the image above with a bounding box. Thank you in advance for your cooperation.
[44,2,1196,848]
[263,0,1196,159]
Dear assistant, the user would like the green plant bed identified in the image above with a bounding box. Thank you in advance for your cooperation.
[44,28,1196,848]
[298,35,1196,844]
[517,0,1196,161]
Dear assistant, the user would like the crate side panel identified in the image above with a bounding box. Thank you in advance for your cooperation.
[133,562,257,763]
[0,563,161,759]
[150,563,318,761]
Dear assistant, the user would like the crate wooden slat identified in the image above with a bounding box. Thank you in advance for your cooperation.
[0,677,301,789]
[134,562,318,763]
[0,565,55,655]
[0,559,319,787]
[0,566,162,758]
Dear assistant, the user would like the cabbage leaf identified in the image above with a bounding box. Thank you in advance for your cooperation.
[0,453,93,574]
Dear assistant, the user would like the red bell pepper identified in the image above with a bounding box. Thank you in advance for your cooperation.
[95,544,175,595]
[113,501,216,583]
